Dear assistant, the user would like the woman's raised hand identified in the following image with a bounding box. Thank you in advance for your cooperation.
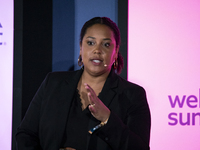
[84,83,110,122]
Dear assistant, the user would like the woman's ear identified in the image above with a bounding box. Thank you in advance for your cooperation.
[79,43,82,55]
[115,46,119,58]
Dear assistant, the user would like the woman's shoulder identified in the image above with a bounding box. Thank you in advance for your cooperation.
[44,70,81,83]
[116,76,147,105]
[47,70,78,77]
[117,75,145,92]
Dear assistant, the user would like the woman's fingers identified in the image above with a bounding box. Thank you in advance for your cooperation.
[84,83,110,122]
[88,104,96,115]
[84,83,95,96]
[87,92,96,112]
[84,83,99,114]
[84,83,96,104]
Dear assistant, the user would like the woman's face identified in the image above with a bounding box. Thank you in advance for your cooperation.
[80,24,118,76]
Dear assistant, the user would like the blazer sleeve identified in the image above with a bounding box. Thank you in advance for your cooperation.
[15,74,50,150]
[96,86,151,150]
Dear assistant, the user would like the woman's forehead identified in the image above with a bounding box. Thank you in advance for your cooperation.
[84,24,115,40]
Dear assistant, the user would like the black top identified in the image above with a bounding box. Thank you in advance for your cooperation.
[61,89,92,150]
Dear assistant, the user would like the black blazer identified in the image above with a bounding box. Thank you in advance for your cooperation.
[16,69,151,150]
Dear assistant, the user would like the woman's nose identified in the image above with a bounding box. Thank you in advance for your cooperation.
[93,44,102,54]
[94,49,101,54]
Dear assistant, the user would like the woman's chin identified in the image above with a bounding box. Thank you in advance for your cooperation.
[84,67,110,77]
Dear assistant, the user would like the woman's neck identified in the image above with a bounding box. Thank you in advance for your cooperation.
[77,70,110,96]
[81,70,110,86]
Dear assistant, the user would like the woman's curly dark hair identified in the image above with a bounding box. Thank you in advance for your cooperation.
[80,17,124,74]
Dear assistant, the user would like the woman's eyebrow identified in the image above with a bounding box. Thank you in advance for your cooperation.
[86,36,95,39]
[103,38,112,41]
[86,36,112,41]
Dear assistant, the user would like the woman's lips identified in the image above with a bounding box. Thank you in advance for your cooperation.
[91,59,103,65]
[92,59,101,63]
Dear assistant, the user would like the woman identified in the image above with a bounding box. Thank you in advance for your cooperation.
[16,17,151,150]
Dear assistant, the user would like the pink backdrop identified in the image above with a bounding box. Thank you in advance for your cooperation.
[0,0,13,149]
[128,0,200,149]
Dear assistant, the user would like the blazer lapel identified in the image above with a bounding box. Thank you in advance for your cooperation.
[99,69,119,107]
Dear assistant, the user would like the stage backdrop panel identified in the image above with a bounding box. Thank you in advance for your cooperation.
[0,0,13,149]
[128,0,200,150]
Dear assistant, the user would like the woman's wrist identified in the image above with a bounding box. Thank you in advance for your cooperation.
[101,109,110,122]
[88,113,110,134]
[101,117,109,126]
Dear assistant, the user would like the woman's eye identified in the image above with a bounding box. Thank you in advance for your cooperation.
[104,43,110,47]
[87,41,95,46]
